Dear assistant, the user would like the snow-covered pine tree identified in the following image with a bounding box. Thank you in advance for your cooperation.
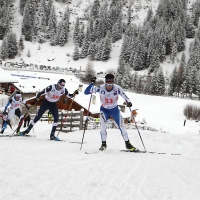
[185,15,196,38]
[156,67,165,95]
[170,42,177,63]
[90,0,100,19]
[101,31,112,61]
[80,61,96,83]
[18,36,24,52]
[73,45,80,61]
[0,37,8,60]
[78,23,85,48]
[7,31,18,58]
[48,5,57,44]
[168,67,178,96]
[88,42,97,60]
[20,0,26,15]
[73,17,80,45]
[116,58,126,86]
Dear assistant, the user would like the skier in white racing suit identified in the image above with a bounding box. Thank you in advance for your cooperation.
[84,74,139,152]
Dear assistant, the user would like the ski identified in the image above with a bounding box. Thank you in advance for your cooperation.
[121,150,181,155]
[85,151,100,154]
[0,134,36,138]
[47,139,65,142]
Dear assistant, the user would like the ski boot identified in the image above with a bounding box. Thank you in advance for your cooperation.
[19,129,30,136]
[99,141,107,151]
[0,129,4,134]
[50,132,60,141]
[125,140,139,152]
[16,127,20,135]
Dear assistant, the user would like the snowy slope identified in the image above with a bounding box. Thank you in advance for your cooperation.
[0,122,200,200]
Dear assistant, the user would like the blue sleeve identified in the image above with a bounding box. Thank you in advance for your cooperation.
[84,83,94,95]
[4,99,11,112]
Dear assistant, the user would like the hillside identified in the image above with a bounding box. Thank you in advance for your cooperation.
[0,0,196,76]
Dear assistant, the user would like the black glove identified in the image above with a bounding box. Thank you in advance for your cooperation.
[91,77,96,84]
[126,102,132,107]
[3,111,7,115]
[26,105,29,110]
[73,89,79,96]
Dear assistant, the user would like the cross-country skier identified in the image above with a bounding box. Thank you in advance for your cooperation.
[20,79,79,141]
[0,112,12,134]
[84,74,138,152]
[0,91,29,134]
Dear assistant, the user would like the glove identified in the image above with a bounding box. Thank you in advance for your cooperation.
[73,89,79,96]
[3,111,7,115]
[26,105,30,110]
[126,102,132,107]
[91,77,96,84]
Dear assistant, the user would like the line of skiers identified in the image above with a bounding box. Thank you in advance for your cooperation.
[0,75,138,152]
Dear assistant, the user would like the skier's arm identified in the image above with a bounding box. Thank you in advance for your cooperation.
[64,88,74,98]
[22,98,30,110]
[84,84,99,95]
[35,85,52,100]
[117,86,131,104]
[4,99,12,112]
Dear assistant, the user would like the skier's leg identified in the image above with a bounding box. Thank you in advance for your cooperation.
[3,109,15,133]
[21,103,47,134]
[110,106,129,141]
[99,107,109,150]
[111,106,137,151]
[15,108,24,133]
[0,121,7,133]
[49,105,59,140]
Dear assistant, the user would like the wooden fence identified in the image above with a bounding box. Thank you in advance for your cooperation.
[30,109,84,133]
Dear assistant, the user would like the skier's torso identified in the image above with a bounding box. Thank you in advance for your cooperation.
[10,96,23,109]
[45,84,65,102]
[98,84,121,109]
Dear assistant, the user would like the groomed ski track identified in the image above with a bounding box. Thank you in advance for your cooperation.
[0,122,200,200]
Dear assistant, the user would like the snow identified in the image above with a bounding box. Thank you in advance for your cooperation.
[0,120,200,200]
[0,68,19,83]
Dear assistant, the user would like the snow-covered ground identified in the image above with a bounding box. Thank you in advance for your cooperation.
[0,120,200,200]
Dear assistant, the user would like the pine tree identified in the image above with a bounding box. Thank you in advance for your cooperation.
[48,5,57,42]
[170,42,177,63]
[116,58,126,86]
[73,17,80,45]
[196,71,200,99]
[79,23,85,48]
[73,45,80,61]
[101,31,112,61]
[20,0,26,15]
[157,67,165,95]
[7,31,18,58]
[0,37,9,60]
[185,15,196,38]
[168,67,177,96]
[80,61,96,83]
[18,36,24,52]
[90,0,100,19]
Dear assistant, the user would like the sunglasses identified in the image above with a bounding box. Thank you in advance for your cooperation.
[106,83,113,87]
[58,83,65,88]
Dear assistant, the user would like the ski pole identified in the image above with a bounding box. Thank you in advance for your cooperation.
[129,107,147,152]
[80,85,94,150]
[57,94,76,137]
[11,103,37,136]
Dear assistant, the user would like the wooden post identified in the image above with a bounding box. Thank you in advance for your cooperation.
[79,108,84,130]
